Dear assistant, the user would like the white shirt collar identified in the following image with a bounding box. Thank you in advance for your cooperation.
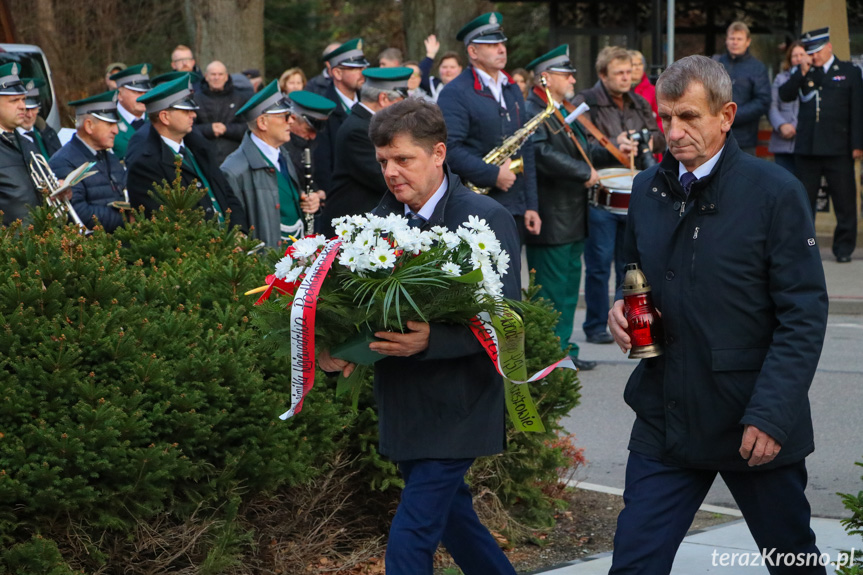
[161,135,183,154]
[822,55,836,74]
[250,132,281,167]
[678,144,725,181]
[118,102,143,124]
[358,102,376,115]
[74,133,98,155]
[474,67,509,110]
[16,126,34,141]
[334,86,357,110]
[404,174,448,221]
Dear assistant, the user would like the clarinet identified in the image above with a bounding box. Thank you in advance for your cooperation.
[301,147,316,235]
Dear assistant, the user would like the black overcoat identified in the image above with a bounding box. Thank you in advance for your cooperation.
[621,134,828,471]
[371,166,521,461]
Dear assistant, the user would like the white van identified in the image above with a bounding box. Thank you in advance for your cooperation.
[0,43,60,131]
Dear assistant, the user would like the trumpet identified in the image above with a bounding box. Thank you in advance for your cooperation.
[28,152,92,235]
[466,76,557,195]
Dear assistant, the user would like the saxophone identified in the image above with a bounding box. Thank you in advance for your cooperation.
[467,75,556,195]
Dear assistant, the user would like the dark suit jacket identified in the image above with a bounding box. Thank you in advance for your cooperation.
[50,135,127,232]
[778,58,863,156]
[125,124,247,232]
[322,103,387,236]
[311,82,351,193]
[370,165,520,461]
[0,131,40,226]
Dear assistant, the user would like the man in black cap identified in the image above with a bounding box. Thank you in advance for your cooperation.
[18,78,61,158]
[779,27,863,263]
[50,91,128,233]
[322,67,409,235]
[437,12,541,242]
[311,38,369,194]
[126,75,247,232]
[0,62,42,226]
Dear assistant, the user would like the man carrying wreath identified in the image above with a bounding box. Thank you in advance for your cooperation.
[318,98,520,575]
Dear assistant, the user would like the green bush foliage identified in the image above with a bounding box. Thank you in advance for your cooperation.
[837,460,863,574]
[0,169,581,570]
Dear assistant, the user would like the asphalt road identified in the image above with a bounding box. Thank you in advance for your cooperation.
[561,309,863,519]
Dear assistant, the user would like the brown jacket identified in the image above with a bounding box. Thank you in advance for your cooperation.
[572,81,665,165]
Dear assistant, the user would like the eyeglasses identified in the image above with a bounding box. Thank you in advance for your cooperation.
[172,57,194,64]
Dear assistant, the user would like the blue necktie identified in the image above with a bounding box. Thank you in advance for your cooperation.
[680,171,697,197]
[277,153,291,181]
[407,212,426,229]
[131,118,145,130]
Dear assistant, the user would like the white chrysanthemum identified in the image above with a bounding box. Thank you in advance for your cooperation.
[465,215,490,232]
[440,231,461,249]
[291,236,324,258]
[392,228,424,255]
[334,218,356,239]
[429,225,448,237]
[338,246,365,272]
[441,262,461,276]
[284,266,305,283]
[469,231,500,255]
[383,213,410,232]
[274,256,294,279]
[368,246,397,269]
[494,248,511,276]
[351,229,376,249]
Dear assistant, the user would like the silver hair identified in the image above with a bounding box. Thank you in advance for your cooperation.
[359,85,402,104]
[655,55,732,115]
[75,114,91,129]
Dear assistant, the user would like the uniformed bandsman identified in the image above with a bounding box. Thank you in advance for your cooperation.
[0,62,42,226]
[778,27,863,263]
[437,12,541,242]
[110,63,152,161]
[49,90,128,233]
[125,75,247,232]
[312,38,369,194]
[220,80,321,247]
[18,78,61,158]
[322,67,410,235]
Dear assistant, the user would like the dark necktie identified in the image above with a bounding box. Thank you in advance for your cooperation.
[407,212,426,229]
[23,130,35,142]
[680,171,697,197]
[131,118,145,130]
[1,131,19,151]
[277,152,291,181]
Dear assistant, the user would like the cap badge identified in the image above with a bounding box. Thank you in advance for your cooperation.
[142,64,149,75]
[11,63,18,75]
[489,13,498,25]
[25,80,34,90]
[357,39,363,50]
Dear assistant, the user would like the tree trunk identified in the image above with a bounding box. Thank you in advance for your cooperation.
[188,0,265,76]
[403,0,489,69]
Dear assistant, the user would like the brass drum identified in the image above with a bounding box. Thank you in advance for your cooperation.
[590,168,640,215]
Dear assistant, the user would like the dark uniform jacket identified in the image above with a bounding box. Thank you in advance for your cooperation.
[0,131,41,226]
[371,165,520,461]
[525,87,613,245]
[621,134,828,471]
[322,103,386,236]
[194,76,250,166]
[714,50,771,149]
[49,135,127,232]
[126,124,247,232]
[311,82,351,193]
[437,67,538,217]
[220,132,302,248]
[305,71,332,96]
[778,57,863,156]
[573,81,665,162]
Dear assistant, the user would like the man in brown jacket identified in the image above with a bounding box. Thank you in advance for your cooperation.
[573,46,663,345]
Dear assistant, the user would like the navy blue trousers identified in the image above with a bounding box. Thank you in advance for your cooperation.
[610,452,825,575]
[583,206,627,338]
[386,458,517,575]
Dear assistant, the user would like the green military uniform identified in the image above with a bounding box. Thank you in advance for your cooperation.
[110,64,151,160]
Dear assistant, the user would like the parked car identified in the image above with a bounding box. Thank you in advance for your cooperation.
[0,43,59,131]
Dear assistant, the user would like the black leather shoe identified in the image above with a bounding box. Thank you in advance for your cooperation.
[836,255,852,263]
[586,331,614,344]
[570,357,597,371]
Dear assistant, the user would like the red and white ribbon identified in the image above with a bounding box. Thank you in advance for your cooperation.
[281,239,342,420]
